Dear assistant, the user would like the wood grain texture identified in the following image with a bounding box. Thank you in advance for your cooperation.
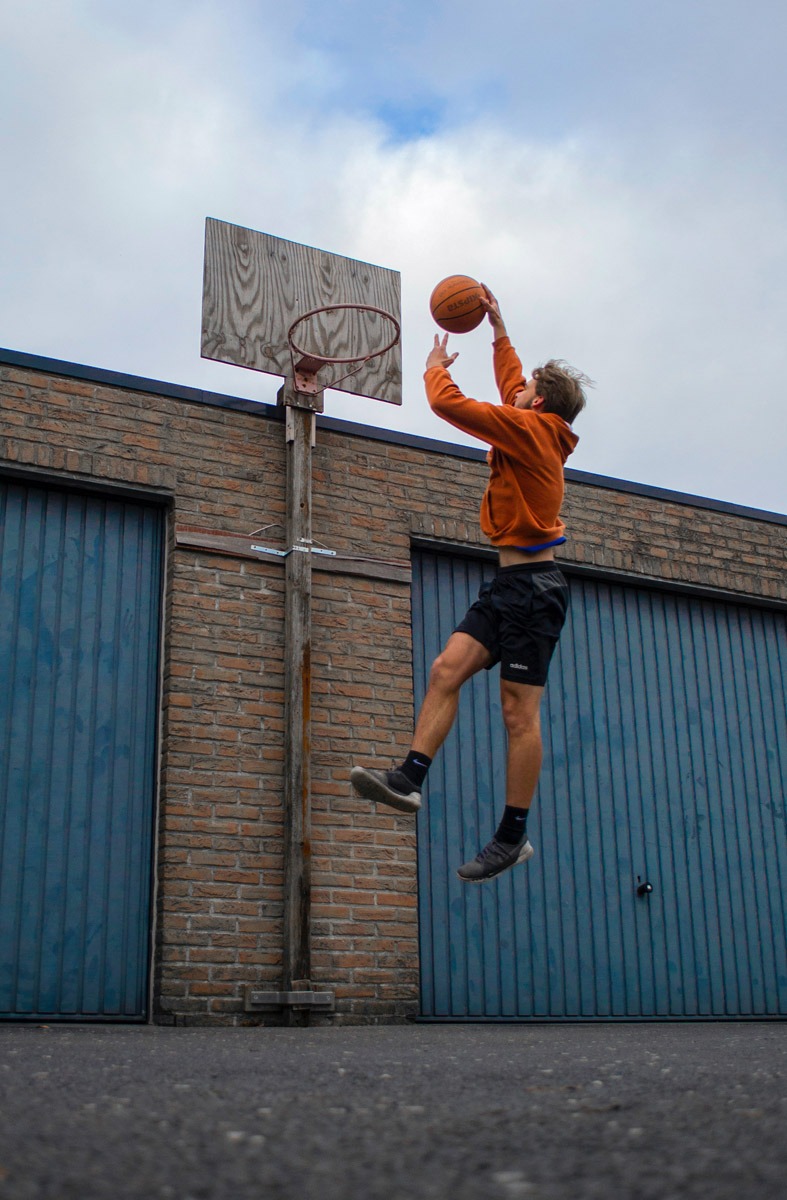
[201,218,402,404]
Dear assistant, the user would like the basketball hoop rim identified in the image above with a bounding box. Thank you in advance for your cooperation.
[287,303,401,367]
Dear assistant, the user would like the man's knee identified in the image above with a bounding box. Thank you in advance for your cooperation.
[428,650,463,693]
[500,682,543,737]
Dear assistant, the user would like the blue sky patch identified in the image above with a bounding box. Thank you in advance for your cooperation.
[374,99,445,143]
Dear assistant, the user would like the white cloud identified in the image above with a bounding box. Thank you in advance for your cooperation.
[0,1,785,513]
[326,127,787,511]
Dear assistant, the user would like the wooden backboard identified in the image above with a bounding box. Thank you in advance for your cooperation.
[201,218,402,405]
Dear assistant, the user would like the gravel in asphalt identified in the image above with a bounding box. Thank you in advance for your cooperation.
[0,1022,785,1199]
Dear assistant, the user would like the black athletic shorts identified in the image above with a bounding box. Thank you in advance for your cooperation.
[454,562,569,686]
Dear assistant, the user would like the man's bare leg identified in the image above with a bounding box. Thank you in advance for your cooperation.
[500,679,544,810]
[351,632,490,812]
[457,678,544,882]
[410,632,492,758]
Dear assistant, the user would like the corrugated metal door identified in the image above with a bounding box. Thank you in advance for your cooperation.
[414,549,787,1019]
[0,480,163,1020]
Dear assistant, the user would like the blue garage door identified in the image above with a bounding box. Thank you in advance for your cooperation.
[0,480,163,1020]
[414,550,787,1019]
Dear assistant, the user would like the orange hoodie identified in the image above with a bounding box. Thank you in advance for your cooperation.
[425,336,579,549]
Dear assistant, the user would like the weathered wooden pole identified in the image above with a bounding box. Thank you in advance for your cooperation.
[279,382,322,1025]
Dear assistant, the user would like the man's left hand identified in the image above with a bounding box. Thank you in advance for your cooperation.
[426,334,459,371]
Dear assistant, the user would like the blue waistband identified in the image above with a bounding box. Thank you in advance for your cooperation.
[513,536,567,553]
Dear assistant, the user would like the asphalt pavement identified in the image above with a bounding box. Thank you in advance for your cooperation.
[0,1021,785,1199]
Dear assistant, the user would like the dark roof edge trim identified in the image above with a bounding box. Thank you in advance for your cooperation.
[561,469,787,526]
[0,346,283,419]
[2,345,785,527]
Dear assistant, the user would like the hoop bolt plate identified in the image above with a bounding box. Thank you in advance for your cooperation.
[294,356,326,396]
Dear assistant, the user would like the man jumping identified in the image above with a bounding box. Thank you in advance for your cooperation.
[351,286,590,882]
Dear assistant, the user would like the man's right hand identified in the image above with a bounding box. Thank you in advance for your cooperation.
[480,284,507,337]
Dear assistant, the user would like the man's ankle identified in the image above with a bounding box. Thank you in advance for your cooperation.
[495,805,528,845]
[398,750,432,788]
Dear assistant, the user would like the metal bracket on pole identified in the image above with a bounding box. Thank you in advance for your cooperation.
[291,539,336,558]
[248,539,336,559]
[277,381,324,415]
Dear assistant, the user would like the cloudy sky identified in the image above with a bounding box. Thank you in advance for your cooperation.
[1,0,786,513]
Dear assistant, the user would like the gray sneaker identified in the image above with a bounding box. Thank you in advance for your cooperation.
[457,836,534,883]
[350,766,422,814]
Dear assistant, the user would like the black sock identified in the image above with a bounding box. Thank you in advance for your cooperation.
[495,805,528,844]
[398,750,432,788]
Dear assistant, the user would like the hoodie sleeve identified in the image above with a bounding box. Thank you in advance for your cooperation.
[492,336,527,406]
[425,365,541,454]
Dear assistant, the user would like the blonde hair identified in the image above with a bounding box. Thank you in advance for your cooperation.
[532,359,592,424]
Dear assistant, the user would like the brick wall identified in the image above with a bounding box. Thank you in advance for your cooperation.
[2,352,785,1024]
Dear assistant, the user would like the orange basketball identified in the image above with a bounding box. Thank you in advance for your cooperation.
[429,275,486,334]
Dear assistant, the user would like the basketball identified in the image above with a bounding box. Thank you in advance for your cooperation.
[429,275,486,334]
